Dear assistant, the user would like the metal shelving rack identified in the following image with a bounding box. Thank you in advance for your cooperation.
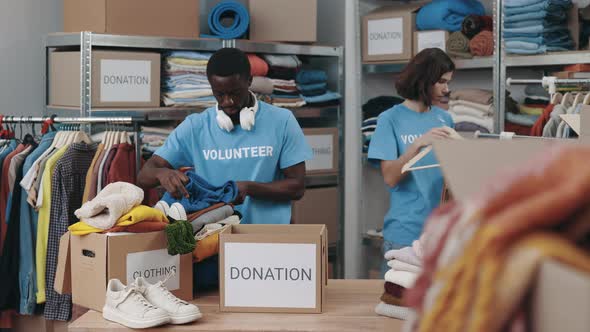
[43,31,345,277]
[362,56,495,74]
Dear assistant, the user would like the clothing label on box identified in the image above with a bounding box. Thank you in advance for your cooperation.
[368,17,403,56]
[418,31,447,53]
[127,249,180,290]
[224,243,317,308]
[100,59,152,102]
[305,134,334,171]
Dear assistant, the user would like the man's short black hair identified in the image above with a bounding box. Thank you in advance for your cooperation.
[206,47,251,80]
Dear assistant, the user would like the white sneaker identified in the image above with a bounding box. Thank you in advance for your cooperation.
[102,279,170,329]
[168,202,187,221]
[134,275,202,324]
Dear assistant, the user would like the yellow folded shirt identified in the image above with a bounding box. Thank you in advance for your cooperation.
[68,221,104,236]
[519,105,544,116]
[69,205,168,235]
[116,205,168,227]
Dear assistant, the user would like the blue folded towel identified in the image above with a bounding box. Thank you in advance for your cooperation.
[303,91,342,104]
[295,70,328,85]
[416,0,485,32]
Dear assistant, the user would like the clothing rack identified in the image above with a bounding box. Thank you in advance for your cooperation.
[0,116,142,175]
[506,77,590,94]
[474,131,566,140]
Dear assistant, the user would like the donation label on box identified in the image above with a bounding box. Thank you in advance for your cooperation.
[127,249,180,290]
[368,17,403,56]
[418,31,447,52]
[224,243,317,308]
[100,59,152,102]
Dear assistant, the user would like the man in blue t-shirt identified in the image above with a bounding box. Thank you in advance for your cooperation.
[138,48,313,226]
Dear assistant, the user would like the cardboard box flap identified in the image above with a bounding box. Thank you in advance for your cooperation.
[532,259,590,332]
[54,231,72,295]
[367,2,425,16]
[229,224,326,235]
[433,140,559,200]
[560,114,580,135]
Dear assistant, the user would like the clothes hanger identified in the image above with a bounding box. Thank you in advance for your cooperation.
[573,92,585,107]
[561,92,573,107]
[551,92,563,105]
[583,92,590,105]
[401,127,464,173]
[73,123,93,144]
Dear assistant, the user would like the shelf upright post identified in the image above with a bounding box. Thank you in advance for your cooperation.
[493,0,506,133]
[80,31,93,133]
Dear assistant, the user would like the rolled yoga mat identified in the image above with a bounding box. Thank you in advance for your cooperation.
[201,1,249,39]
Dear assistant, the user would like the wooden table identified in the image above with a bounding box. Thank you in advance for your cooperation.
[68,279,405,331]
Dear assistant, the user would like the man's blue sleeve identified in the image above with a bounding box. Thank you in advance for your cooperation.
[279,113,313,169]
[154,116,195,169]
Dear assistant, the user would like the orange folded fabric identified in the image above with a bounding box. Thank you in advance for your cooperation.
[469,31,493,56]
[564,63,590,72]
[247,54,269,77]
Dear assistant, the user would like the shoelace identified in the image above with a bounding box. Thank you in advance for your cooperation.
[119,285,158,313]
[156,271,189,307]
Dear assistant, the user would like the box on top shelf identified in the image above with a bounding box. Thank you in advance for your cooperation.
[249,0,317,42]
[49,50,161,108]
[64,0,200,38]
[362,3,424,63]
[413,30,449,56]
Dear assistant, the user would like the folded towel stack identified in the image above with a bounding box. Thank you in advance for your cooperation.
[161,51,216,107]
[449,89,495,133]
[375,243,423,320]
[504,0,575,54]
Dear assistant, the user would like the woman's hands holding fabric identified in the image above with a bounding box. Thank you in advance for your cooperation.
[413,127,451,149]
[156,169,189,199]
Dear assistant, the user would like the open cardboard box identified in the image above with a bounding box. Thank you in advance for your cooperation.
[431,106,590,331]
[218,224,328,313]
[55,231,193,312]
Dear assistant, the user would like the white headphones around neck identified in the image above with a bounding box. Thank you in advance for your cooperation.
[216,91,259,132]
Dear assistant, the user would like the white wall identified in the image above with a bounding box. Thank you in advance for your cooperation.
[0,0,63,116]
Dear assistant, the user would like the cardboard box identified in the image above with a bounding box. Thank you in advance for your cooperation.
[49,50,161,108]
[362,3,424,63]
[219,224,328,313]
[64,0,200,38]
[249,0,317,42]
[303,128,339,175]
[532,260,590,332]
[432,115,590,331]
[57,231,192,312]
[292,186,339,245]
[413,30,449,56]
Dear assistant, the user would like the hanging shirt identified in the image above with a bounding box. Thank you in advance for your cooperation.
[368,104,454,246]
[35,145,68,304]
[82,144,104,203]
[155,101,312,225]
[19,131,56,314]
[0,143,26,251]
[44,142,97,321]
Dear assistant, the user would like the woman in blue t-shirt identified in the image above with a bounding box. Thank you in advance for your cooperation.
[367,48,455,273]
